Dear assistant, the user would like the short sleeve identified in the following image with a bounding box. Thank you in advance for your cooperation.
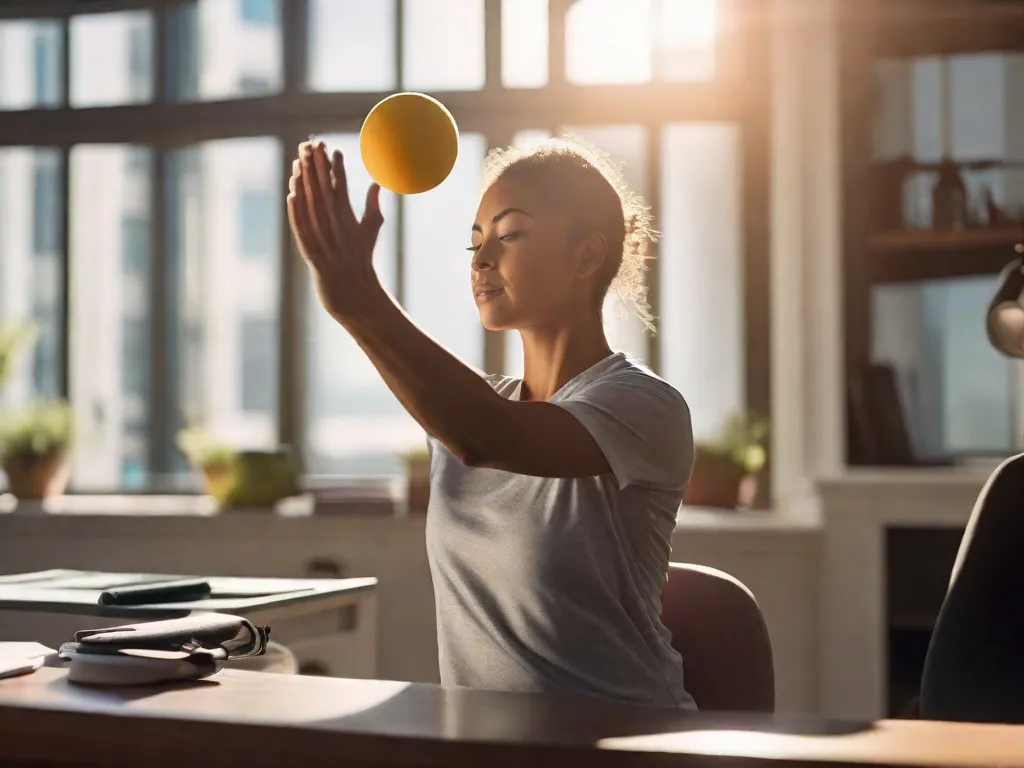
[555,374,694,492]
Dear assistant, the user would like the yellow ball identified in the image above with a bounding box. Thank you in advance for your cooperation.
[359,92,460,196]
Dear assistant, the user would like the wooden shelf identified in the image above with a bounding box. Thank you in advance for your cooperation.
[872,3,1024,58]
[869,228,1021,283]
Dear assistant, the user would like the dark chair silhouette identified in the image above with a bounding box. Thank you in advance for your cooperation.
[660,562,775,712]
[919,453,1024,723]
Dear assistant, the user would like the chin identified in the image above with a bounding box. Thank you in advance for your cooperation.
[477,307,518,332]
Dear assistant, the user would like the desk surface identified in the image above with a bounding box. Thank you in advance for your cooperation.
[0,569,376,618]
[0,668,1023,768]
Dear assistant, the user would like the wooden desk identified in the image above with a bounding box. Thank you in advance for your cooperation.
[0,569,377,619]
[1,668,1024,768]
[0,570,379,680]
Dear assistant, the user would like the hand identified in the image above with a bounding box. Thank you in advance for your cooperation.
[287,140,385,322]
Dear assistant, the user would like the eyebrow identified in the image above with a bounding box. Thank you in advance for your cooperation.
[472,207,533,233]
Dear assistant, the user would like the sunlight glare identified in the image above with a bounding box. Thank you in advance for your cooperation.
[661,0,718,49]
[566,0,653,85]
[566,0,719,85]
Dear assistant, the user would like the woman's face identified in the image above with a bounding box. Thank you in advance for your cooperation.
[469,176,590,332]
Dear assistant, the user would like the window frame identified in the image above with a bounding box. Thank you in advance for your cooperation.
[0,0,771,493]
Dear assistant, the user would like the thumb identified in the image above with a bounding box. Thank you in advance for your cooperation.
[361,183,384,243]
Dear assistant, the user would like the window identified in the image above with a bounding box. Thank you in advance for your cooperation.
[306,0,396,93]
[305,133,408,474]
[168,0,282,101]
[32,31,60,105]
[402,0,486,91]
[122,216,150,275]
[0,20,63,111]
[32,159,60,254]
[1,0,765,490]
[165,137,281,471]
[239,190,276,259]
[565,0,718,84]
[659,123,744,440]
[68,144,153,490]
[404,133,488,368]
[241,0,278,26]
[0,148,64,404]
[70,11,155,107]
[501,0,548,88]
[240,317,275,413]
[122,319,149,398]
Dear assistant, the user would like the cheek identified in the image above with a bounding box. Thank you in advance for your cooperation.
[505,243,575,304]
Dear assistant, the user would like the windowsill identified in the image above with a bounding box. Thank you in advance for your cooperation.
[1,492,820,534]
[675,505,821,533]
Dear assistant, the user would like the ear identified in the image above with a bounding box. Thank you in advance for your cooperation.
[573,231,608,279]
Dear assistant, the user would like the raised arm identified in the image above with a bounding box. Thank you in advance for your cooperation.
[286,141,610,478]
[987,258,1024,358]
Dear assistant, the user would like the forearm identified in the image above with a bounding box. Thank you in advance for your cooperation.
[339,287,506,464]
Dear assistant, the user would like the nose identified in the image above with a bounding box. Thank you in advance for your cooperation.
[471,238,497,272]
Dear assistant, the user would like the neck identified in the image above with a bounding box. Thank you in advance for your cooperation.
[517,315,612,402]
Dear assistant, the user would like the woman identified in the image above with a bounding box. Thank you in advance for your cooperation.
[287,135,695,709]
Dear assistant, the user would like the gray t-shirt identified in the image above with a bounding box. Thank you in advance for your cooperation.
[425,352,696,708]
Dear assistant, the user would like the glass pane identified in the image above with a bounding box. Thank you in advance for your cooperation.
[563,124,649,362]
[0,147,64,406]
[566,0,717,85]
[305,133,410,475]
[70,12,154,107]
[404,132,486,370]
[873,54,1024,230]
[873,276,1015,457]
[166,138,282,478]
[168,0,282,101]
[0,20,63,110]
[402,0,485,91]
[68,146,152,491]
[659,123,743,441]
[656,0,718,81]
[502,0,548,88]
[307,0,396,92]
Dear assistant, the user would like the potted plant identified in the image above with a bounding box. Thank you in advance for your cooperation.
[401,443,431,514]
[0,399,73,500]
[684,411,769,510]
[0,322,38,393]
[176,426,301,509]
[176,425,237,501]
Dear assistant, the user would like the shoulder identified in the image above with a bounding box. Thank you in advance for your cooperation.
[568,354,690,419]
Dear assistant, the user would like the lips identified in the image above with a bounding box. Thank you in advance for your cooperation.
[473,284,504,303]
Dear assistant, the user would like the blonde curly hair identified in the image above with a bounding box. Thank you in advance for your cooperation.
[481,134,657,334]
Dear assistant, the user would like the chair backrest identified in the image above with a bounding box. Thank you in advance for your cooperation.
[919,453,1024,723]
[660,562,775,712]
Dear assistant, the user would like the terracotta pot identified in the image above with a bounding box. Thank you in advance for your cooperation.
[405,457,430,514]
[2,450,70,501]
[684,453,758,510]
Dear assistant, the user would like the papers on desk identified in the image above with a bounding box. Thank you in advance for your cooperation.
[0,642,57,680]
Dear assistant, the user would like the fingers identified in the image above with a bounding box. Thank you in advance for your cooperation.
[361,183,384,244]
[300,142,337,255]
[330,149,359,231]
[287,170,324,270]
